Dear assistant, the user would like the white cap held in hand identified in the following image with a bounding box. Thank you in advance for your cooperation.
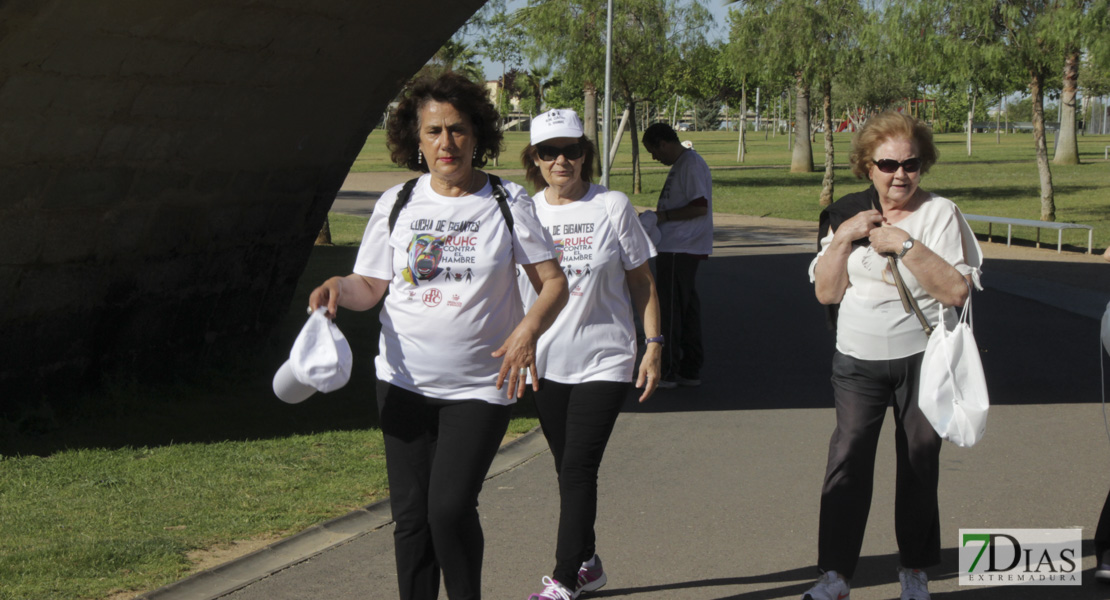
[273,307,352,404]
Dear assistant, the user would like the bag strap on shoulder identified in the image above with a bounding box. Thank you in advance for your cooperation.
[387,178,420,234]
[387,175,514,234]
[487,174,514,231]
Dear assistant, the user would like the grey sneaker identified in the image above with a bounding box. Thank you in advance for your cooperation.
[675,374,701,387]
[1097,550,1110,583]
[898,567,929,600]
[657,376,678,389]
[802,570,849,600]
[577,554,607,594]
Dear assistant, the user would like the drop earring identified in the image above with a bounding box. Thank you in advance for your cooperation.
[417,151,423,165]
[473,147,479,161]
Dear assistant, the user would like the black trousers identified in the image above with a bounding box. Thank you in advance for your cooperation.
[656,252,704,379]
[1096,487,1110,560]
[817,351,942,579]
[377,381,511,600]
[534,379,629,586]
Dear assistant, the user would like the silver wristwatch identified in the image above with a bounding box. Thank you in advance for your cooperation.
[898,237,915,259]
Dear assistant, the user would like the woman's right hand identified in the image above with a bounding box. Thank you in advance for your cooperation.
[309,276,345,319]
[309,274,390,318]
[835,209,884,244]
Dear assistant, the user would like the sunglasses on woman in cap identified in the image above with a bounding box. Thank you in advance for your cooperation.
[536,142,584,161]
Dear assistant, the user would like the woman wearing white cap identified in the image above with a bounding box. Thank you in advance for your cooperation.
[518,108,662,600]
[310,73,567,600]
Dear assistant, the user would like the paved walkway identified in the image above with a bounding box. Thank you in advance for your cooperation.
[145,172,1110,600]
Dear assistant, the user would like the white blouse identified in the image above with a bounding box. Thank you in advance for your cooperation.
[809,194,983,360]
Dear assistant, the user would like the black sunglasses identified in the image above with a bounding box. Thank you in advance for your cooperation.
[872,157,922,174]
[536,143,584,161]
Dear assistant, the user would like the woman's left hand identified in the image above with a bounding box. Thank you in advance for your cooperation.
[492,326,539,400]
[868,224,911,255]
[636,343,662,402]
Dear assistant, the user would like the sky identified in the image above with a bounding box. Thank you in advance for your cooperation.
[478,0,736,81]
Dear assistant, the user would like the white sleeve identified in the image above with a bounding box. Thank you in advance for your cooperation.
[684,154,713,204]
[506,185,557,265]
[922,200,984,290]
[353,185,401,280]
[808,229,835,283]
[606,191,656,269]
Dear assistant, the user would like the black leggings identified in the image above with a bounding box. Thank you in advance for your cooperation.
[534,379,629,586]
[377,381,511,600]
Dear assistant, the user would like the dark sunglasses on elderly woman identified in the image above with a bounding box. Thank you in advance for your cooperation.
[536,143,584,161]
[872,157,922,173]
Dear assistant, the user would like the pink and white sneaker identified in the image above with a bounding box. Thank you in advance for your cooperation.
[577,554,607,594]
[527,576,576,600]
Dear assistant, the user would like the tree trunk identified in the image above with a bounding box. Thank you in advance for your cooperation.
[966,89,976,156]
[1030,73,1056,221]
[820,78,835,206]
[315,216,332,246]
[630,100,642,195]
[996,94,1001,144]
[791,73,813,173]
[584,82,601,175]
[787,88,794,151]
[738,79,747,162]
[1053,50,1080,165]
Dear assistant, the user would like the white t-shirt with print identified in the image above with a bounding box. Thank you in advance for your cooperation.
[808,194,983,360]
[518,184,656,384]
[354,174,556,405]
[656,149,714,255]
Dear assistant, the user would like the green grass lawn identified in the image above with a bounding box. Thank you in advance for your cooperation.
[0,213,539,600]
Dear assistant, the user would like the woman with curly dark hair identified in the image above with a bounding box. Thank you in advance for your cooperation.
[310,72,568,600]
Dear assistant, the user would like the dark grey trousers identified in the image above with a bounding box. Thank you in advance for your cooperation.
[817,351,942,579]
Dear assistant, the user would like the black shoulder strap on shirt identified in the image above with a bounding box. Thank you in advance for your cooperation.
[386,175,514,234]
[487,174,515,231]
[387,178,420,234]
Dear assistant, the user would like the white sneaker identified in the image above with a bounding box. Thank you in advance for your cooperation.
[802,570,849,600]
[898,567,930,600]
[527,576,577,600]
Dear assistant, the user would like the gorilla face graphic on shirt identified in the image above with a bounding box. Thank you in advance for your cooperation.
[402,233,446,286]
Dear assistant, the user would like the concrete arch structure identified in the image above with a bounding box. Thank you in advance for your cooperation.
[0,0,486,402]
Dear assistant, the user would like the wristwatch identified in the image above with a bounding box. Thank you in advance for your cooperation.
[898,237,915,259]
[645,335,665,346]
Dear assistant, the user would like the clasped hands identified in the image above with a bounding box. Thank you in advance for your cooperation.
[838,209,911,256]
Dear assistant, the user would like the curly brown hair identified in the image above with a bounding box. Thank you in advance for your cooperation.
[519,136,597,192]
[849,111,938,179]
[386,72,503,172]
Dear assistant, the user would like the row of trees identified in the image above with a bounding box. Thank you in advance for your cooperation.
[421,0,1110,222]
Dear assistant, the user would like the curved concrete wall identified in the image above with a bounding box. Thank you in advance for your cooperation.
[0,0,486,399]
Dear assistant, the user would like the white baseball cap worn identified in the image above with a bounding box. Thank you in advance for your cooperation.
[273,307,353,404]
[531,109,584,145]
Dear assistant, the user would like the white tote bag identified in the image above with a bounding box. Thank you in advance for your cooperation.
[917,294,989,447]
